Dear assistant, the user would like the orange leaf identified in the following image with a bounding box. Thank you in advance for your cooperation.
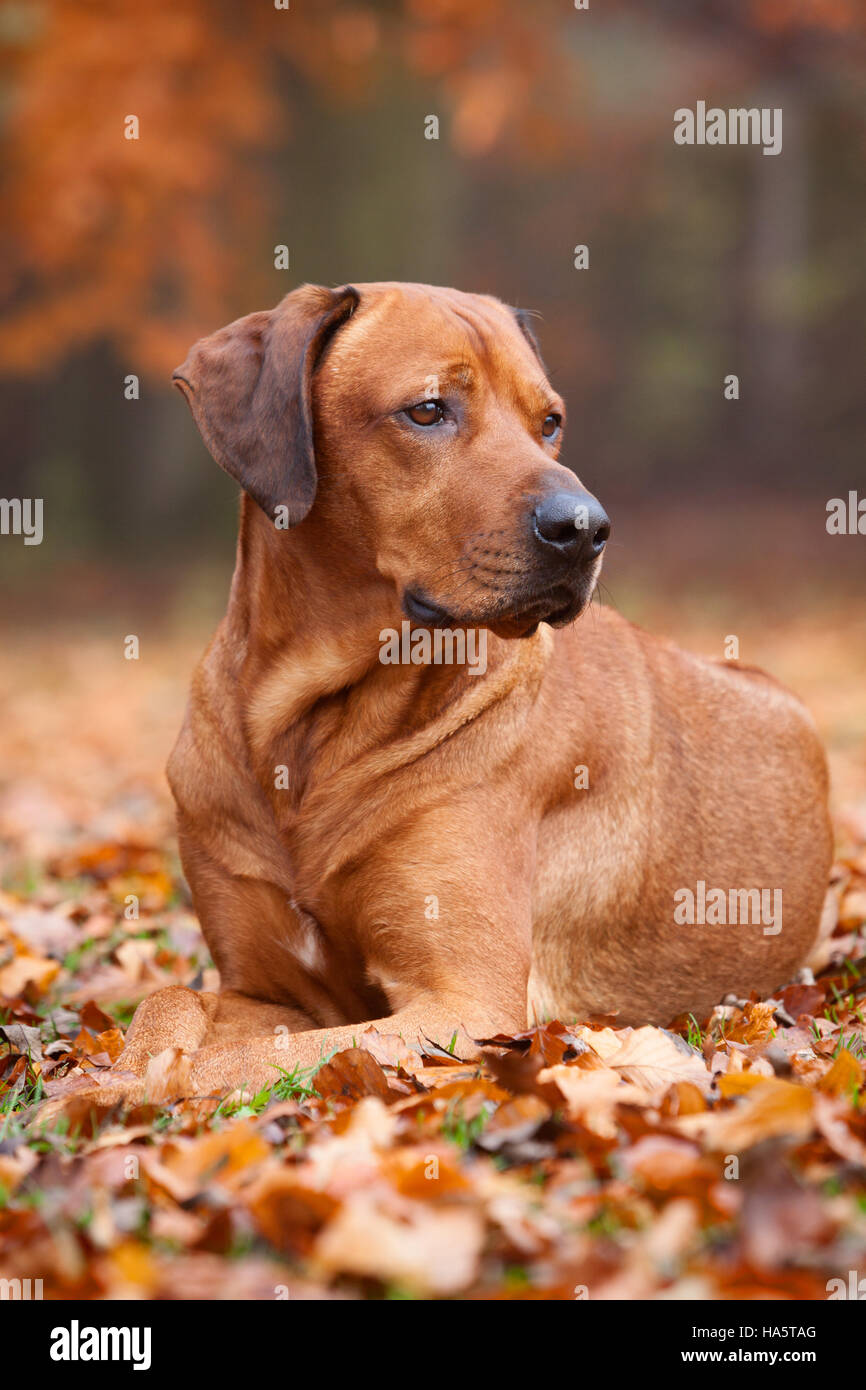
[818,1048,864,1098]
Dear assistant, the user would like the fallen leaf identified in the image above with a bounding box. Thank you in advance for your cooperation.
[817,1047,863,1098]
[313,1193,484,1295]
[0,948,59,998]
[685,1078,814,1151]
[606,1026,711,1093]
[539,1065,648,1138]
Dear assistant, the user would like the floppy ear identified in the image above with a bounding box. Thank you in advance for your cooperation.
[509,306,547,373]
[172,284,359,524]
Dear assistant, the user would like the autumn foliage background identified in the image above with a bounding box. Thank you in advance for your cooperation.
[0,0,866,1300]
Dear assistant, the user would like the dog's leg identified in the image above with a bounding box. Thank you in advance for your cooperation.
[178,806,538,1098]
[116,983,216,1071]
[34,987,489,1123]
[34,985,319,1122]
[32,986,218,1122]
[180,993,498,1098]
[35,805,535,1114]
[124,984,507,1097]
[114,985,332,1103]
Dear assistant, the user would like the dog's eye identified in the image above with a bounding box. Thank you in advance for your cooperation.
[542,413,562,440]
[405,399,446,427]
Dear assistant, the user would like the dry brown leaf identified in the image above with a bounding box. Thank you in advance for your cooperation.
[817,1047,864,1098]
[620,1135,708,1193]
[572,1024,624,1061]
[0,947,59,997]
[114,938,158,981]
[717,1071,771,1098]
[839,888,866,928]
[476,1093,551,1150]
[357,1028,424,1072]
[723,1001,778,1045]
[539,1064,648,1138]
[813,1093,866,1164]
[313,1193,484,1295]
[606,1026,711,1093]
[159,1120,271,1193]
[314,1047,409,1104]
[245,1169,340,1254]
[683,1077,814,1151]
[142,1046,193,1105]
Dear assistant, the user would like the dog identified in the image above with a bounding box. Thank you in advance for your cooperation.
[74,282,836,1105]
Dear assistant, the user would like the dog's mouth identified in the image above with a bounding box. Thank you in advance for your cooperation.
[490,590,585,639]
[402,591,454,627]
[403,585,586,638]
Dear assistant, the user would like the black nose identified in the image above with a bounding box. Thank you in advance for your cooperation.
[532,489,610,560]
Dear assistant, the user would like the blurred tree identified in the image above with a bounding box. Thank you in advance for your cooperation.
[0,0,863,571]
[3,0,860,376]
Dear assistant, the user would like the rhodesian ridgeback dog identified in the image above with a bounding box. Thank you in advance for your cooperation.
[71,282,835,1106]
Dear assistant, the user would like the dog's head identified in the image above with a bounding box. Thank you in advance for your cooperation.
[173,281,609,638]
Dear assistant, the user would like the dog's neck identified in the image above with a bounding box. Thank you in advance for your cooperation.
[234,497,390,650]
[214,500,555,874]
[232,499,511,758]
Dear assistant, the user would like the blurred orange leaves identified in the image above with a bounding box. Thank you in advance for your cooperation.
[0,0,595,377]
[0,0,864,378]
[750,0,865,35]
[0,0,283,374]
